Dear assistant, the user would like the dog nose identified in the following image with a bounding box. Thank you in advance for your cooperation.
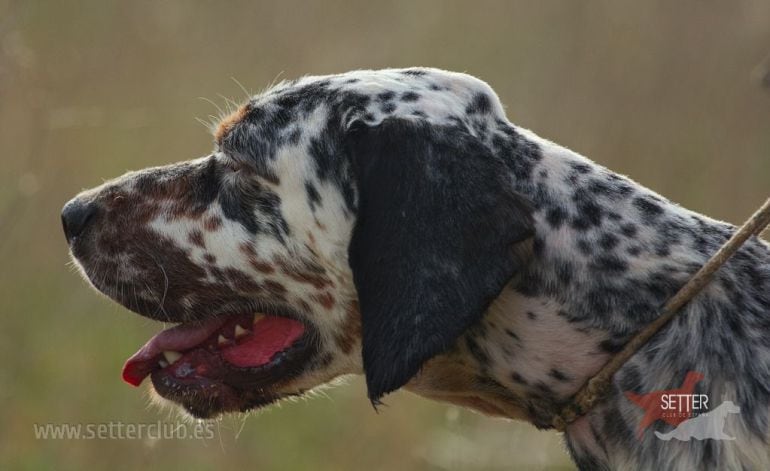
[61,198,99,243]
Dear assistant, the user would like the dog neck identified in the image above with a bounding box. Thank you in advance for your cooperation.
[407,129,770,469]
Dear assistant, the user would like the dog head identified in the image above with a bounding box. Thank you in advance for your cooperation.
[62,68,534,418]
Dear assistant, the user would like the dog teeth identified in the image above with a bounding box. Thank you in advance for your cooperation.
[163,351,182,364]
[218,334,229,346]
[253,313,265,324]
[158,359,169,368]
[234,324,250,338]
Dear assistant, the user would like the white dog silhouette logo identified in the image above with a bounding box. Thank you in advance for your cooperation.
[654,401,741,441]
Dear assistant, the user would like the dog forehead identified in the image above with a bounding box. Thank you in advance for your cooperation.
[216,68,505,149]
[274,67,503,122]
[275,68,494,100]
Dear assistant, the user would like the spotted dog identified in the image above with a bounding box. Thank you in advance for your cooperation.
[62,68,770,470]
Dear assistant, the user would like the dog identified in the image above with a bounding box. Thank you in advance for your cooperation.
[62,68,770,470]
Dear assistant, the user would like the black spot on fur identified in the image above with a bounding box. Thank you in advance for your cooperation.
[571,190,603,229]
[273,80,333,114]
[305,181,321,211]
[534,381,554,395]
[569,162,592,174]
[577,239,593,255]
[634,195,664,220]
[588,179,612,195]
[546,206,567,229]
[555,259,574,285]
[219,188,259,234]
[219,181,288,241]
[643,272,680,300]
[549,369,570,382]
[558,309,586,323]
[618,365,643,392]
[401,91,420,102]
[593,255,628,272]
[285,128,302,145]
[190,157,222,213]
[494,133,543,182]
[505,328,520,340]
[600,338,625,354]
[465,336,489,365]
[533,237,545,256]
[308,135,340,182]
[466,92,491,114]
[380,102,397,114]
[621,223,638,237]
[511,372,528,385]
[599,233,620,250]
[571,217,591,231]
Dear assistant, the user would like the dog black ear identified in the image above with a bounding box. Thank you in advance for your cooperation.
[346,118,535,403]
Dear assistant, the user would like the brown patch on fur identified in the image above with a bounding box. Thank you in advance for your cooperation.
[134,202,162,225]
[335,300,362,354]
[250,259,275,274]
[223,267,263,294]
[82,223,259,323]
[203,253,216,264]
[311,291,335,310]
[240,242,275,274]
[127,161,221,222]
[263,280,287,296]
[240,242,256,256]
[298,300,312,314]
[188,230,205,248]
[215,105,249,144]
[204,216,222,231]
[277,258,333,289]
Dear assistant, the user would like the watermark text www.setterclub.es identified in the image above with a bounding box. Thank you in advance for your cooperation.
[33,421,215,440]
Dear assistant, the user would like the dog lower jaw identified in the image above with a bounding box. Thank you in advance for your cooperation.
[125,311,320,419]
[151,372,289,419]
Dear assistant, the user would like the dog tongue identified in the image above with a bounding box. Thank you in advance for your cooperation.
[122,315,304,387]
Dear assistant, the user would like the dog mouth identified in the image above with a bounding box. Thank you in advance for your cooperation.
[122,310,317,418]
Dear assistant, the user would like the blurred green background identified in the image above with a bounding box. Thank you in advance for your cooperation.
[1,1,769,469]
